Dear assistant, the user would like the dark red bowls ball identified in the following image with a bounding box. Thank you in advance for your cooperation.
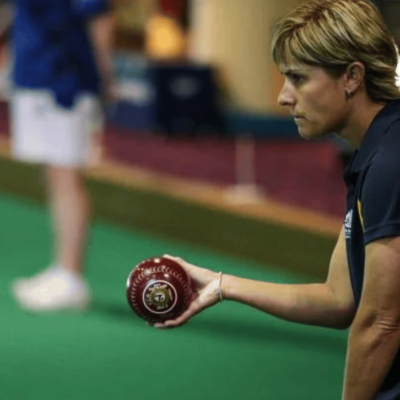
[126,256,192,324]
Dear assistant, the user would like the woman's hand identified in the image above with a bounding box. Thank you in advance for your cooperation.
[154,255,222,329]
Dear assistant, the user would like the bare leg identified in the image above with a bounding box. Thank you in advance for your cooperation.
[46,165,91,275]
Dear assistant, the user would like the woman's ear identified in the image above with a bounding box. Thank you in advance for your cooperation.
[344,62,365,95]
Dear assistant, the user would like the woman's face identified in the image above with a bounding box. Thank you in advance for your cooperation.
[278,64,350,140]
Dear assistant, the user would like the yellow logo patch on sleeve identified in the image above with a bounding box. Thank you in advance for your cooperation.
[357,200,365,231]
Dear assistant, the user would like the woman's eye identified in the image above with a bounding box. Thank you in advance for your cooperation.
[290,74,304,84]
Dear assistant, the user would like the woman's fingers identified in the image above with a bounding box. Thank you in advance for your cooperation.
[154,283,219,329]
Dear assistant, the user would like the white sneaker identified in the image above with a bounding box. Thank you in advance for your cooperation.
[13,265,61,293]
[12,266,91,312]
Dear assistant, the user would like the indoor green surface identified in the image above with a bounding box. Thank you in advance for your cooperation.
[0,191,347,400]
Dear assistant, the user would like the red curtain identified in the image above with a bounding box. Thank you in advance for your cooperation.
[158,0,186,19]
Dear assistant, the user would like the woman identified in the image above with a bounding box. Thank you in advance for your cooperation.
[155,1,400,399]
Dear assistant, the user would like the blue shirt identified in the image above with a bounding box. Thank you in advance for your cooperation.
[344,99,400,399]
[12,0,110,108]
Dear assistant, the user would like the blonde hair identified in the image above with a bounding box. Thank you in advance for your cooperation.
[272,0,400,102]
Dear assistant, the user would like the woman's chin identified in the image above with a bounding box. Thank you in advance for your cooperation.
[298,128,314,140]
[298,126,326,140]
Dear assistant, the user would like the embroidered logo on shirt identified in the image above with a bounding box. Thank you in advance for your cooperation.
[344,210,353,239]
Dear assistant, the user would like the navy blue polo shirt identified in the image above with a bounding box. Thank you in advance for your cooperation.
[344,98,400,399]
[11,0,110,108]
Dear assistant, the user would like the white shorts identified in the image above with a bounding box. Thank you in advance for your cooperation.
[10,90,102,167]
